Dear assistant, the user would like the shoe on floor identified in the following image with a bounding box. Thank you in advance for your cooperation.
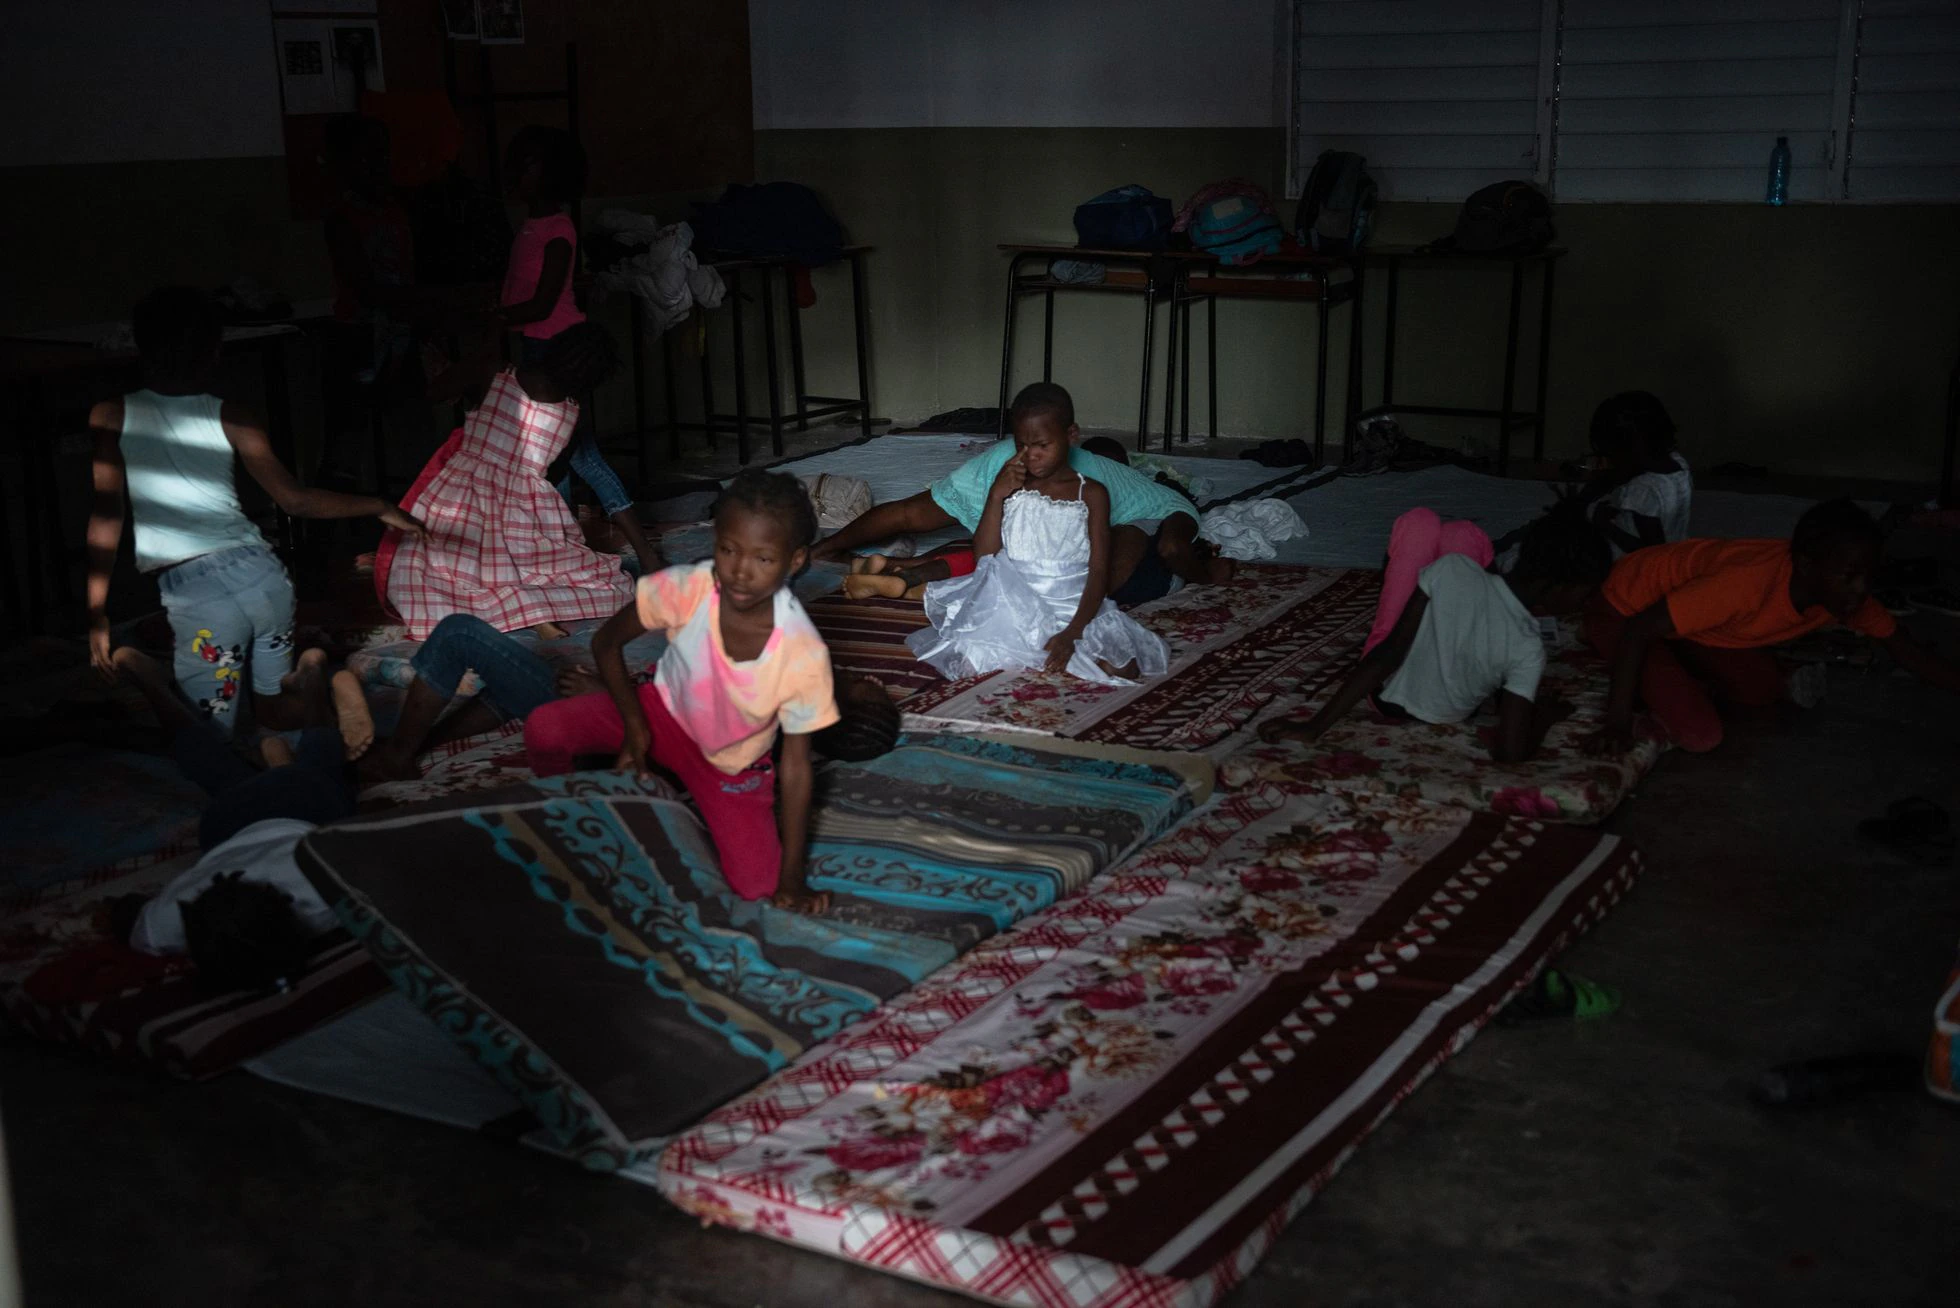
[1785,661,1827,709]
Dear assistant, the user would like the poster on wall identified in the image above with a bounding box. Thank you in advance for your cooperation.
[477,0,525,44]
[441,0,477,40]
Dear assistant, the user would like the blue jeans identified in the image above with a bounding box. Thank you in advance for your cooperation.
[172,722,354,849]
[411,613,558,721]
[156,544,297,736]
[521,334,633,517]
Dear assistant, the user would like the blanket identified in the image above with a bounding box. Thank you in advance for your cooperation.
[299,737,1207,1166]
[1217,626,1670,823]
[0,744,206,896]
[904,565,1376,751]
[654,785,1641,1307]
[0,849,387,1080]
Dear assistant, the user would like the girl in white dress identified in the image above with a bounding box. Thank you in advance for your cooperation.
[907,396,1169,685]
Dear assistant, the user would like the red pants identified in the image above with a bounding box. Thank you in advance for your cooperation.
[523,685,782,899]
[1583,596,1782,753]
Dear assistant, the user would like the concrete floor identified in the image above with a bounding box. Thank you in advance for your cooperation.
[6,430,1958,1306]
[9,633,1959,1308]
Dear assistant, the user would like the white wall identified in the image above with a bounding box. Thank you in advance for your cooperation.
[3,0,285,166]
[750,0,1282,130]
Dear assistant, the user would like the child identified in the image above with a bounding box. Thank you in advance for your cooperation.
[362,612,900,781]
[523,470,845,912]
[104,648,349,992]
[1363,507,1495,656]
[1581,391,1691,557]
[1585,499,1960,755]
[905,385,1170,684]
[86,287,423,741]
[1260,497,1609,763]
[385,322,635,641]
[495,125,657,575]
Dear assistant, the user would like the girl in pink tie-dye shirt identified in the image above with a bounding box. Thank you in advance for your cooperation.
[526,471,844,911]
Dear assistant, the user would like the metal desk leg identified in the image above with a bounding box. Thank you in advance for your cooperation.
[997,253,1028,441]
[697,307,718,459]
[1381,256,1400,407]
[1314,275,1331,464]
[1498,257,1525,474]
[20,378,51,629]
[1042,289,1054,383]
[1532,258,1558,464]
[850,250,873,438]
[730,266,751,466]
[1344,257,1365,463]
[1135,272,1156,452]
[1207,294,1218,441]
[1162,284,1181,454]
[662,330,681,461]
[759,266,786,459]
[1179,297,1191,442]
[258,336,296,554]
[631,303,651,484]
[785,272,810,432]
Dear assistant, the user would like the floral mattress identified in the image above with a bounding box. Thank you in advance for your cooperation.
[653,784,1640,1307]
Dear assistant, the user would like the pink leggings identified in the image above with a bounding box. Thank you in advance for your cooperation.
[1364,508,1495,654]
[524,685,782,900]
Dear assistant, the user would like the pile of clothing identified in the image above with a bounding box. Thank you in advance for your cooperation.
[589,210,727,336]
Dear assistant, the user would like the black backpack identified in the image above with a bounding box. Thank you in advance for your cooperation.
[1429,181,1554,255]
[1294,150,1377,256]
[691,182,846,265]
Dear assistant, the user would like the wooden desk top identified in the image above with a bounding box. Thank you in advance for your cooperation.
[1366,243,1568,261]
[999,242,1351,269]
[702,245,873,271]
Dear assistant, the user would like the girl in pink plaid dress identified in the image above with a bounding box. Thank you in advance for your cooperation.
[386,324,634,640]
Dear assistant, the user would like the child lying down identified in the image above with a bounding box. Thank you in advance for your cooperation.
[1260,496,1610,764]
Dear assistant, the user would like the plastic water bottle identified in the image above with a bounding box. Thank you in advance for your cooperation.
[1766,136,1791,205]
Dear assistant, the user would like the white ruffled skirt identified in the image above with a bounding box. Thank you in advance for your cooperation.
[906,554,1169,686]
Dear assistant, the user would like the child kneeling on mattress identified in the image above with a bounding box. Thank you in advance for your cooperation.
[525,470,867,913]
[1260,496,1609,763]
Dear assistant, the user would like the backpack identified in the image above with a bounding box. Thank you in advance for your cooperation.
[691,182,846,265]
[1295,150,1377,256]
[1429,181,1554,255]
[1072,185,1175,251]
[1182,180,1286,266]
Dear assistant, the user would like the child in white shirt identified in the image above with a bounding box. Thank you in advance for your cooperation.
[1261,497,1610,763]
[1584,391,1691,557]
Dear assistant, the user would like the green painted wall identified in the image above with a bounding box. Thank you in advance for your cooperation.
[757,126,1960,483]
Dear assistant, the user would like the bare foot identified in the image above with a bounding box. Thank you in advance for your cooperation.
[1205,557,1238,585]
[842,573,909,600]
[260,735,296,768]
[847,553,892,576]
[1096,658,1142,680]
[533,622,570,641]
[556,665,604,697]
[283,646,331,692]
[111,645,171,694]
[330,669,375,760]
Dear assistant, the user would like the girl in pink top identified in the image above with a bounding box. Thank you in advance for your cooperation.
[497,126,657,575]
[526,471,862,913]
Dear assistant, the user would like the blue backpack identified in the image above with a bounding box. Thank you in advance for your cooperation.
[1186,183,1286,266]
[1072,185,1175,251]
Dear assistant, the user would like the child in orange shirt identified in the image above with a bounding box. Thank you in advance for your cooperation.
[1585,499,1960,754]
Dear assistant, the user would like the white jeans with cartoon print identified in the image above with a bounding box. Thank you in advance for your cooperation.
[156,543,297,734]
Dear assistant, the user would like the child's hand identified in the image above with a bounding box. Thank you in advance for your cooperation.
[1258,715,1323,746]
[615,719,654,779]
[1043,630,1078,673]
[770,885,831,915]
[89,618,116,681]
[419,340,452,380]
[1591,501,1617,528]
[991,452,1028,498]
[378,504,428,538]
